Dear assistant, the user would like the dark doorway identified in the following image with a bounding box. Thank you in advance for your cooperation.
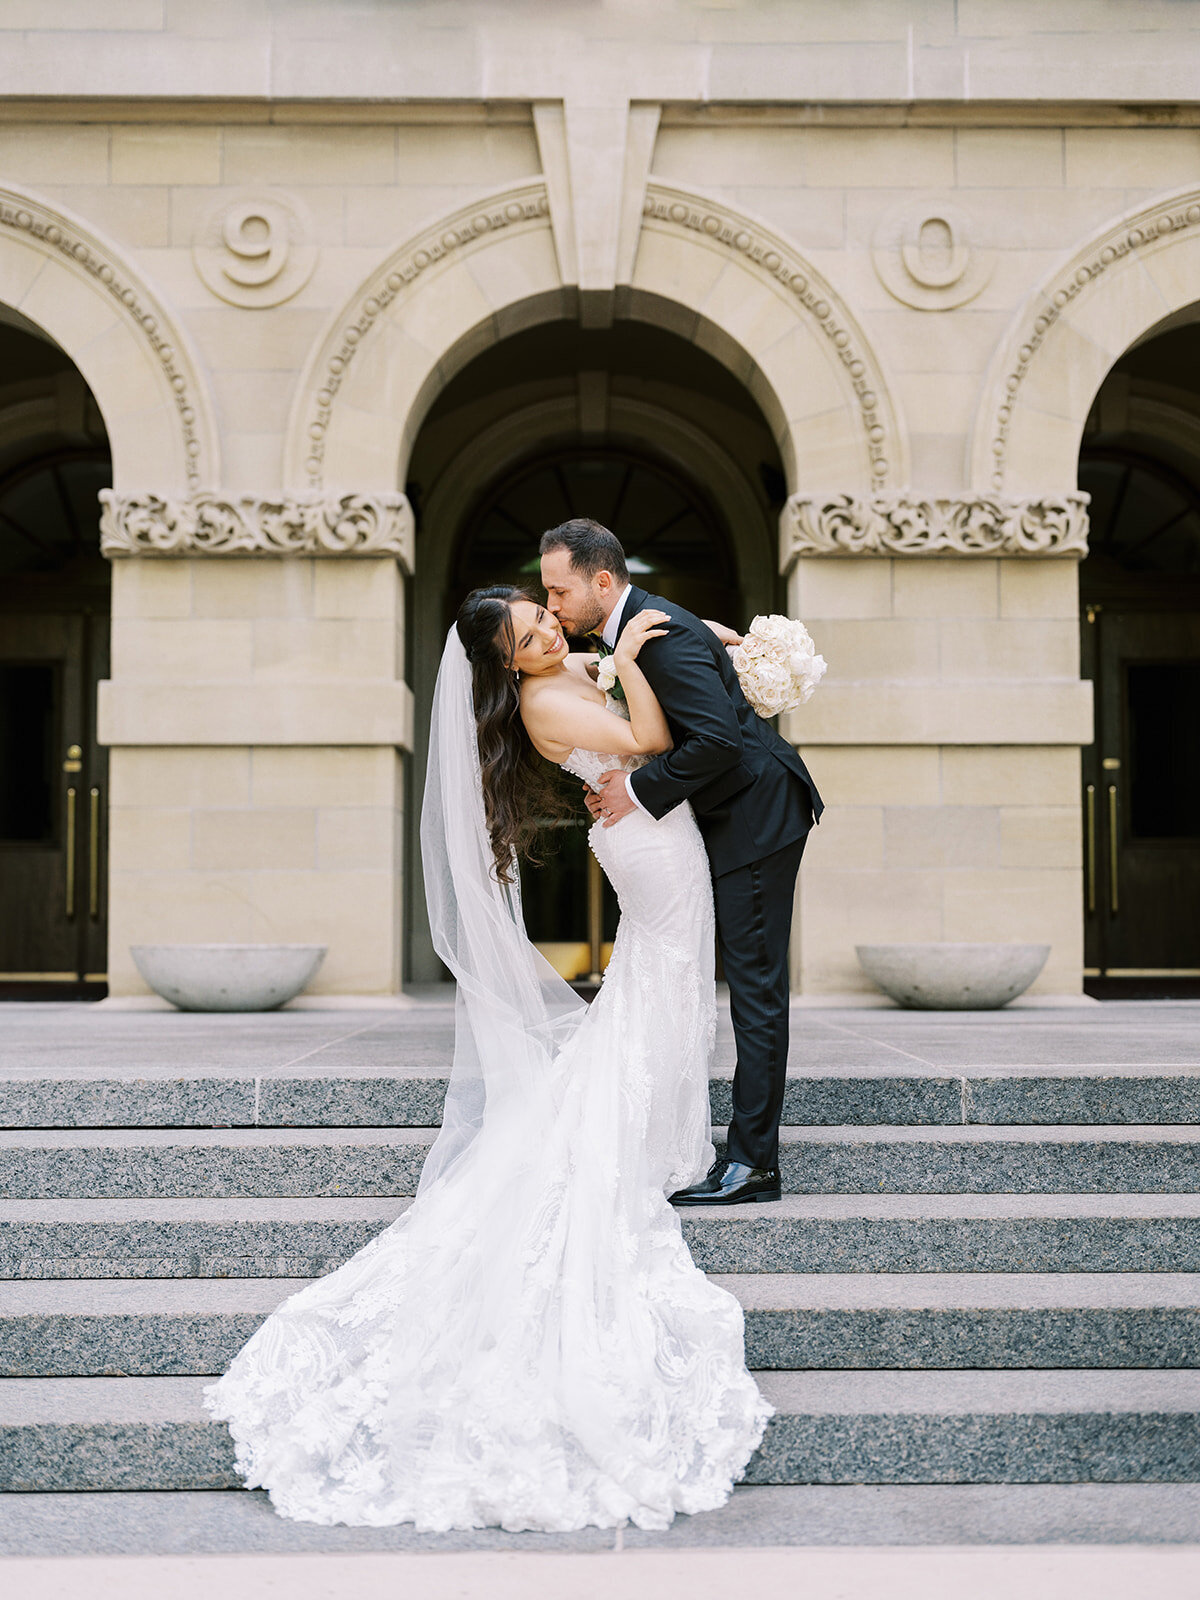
[404,316,785,983]
[0,317,112,996]
[1078,426,1200,986]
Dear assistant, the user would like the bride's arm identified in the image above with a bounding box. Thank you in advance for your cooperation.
[611,609,672,753]
[703,618,743,646]
[521,612,673,759]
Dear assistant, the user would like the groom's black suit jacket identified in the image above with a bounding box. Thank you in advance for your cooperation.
[617,587,823,878]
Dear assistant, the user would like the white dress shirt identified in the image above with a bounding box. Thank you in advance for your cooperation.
[600,582,634,649]
[599,585,651,817]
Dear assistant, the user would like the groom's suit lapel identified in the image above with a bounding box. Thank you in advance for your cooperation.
[612,585,649,645]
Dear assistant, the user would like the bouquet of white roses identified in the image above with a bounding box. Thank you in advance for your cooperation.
[730,613,826,719]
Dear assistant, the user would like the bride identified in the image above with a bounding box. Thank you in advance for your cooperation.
[204,583,771,1532]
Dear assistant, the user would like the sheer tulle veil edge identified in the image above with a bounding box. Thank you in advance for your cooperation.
[417,628,587,1193]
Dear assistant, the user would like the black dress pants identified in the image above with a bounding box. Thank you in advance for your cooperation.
[712,831,808,1171]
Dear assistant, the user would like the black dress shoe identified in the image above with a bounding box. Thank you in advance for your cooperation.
[669,1158,781,1206]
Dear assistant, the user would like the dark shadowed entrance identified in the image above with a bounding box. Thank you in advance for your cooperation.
[1079,321,1200,992]
[0,315,112,997]
[404,317,786,984]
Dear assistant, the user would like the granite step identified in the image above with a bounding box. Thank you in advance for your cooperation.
[4,1370,1199,1491]
[4,1065,1200,1129]
[7,1195,1200,1279]
[7,1482,1200,1556]
[4,1125,1199,1199]
[5,1273,1200,1377]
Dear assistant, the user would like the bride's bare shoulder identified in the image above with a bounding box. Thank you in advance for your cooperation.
[518,674,578,757]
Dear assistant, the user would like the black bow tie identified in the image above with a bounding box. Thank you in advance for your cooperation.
[592,633,613,656]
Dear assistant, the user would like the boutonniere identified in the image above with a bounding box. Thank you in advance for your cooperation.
[595,654,626,702]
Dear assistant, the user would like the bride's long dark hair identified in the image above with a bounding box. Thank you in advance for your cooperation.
[456,585,568,884]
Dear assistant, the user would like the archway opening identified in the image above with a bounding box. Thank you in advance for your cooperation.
[0,310,112,998]
[404,316,787,984]
[1078,317,1200,994]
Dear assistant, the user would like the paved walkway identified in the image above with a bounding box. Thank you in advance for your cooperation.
[3,994,1199,1079]
[7,1544,1200,1600]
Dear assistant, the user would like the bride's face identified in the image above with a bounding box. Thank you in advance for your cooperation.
[504,599,568,675]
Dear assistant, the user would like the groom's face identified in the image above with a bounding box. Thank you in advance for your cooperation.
[540,548,610,637]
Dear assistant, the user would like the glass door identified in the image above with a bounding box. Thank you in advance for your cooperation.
[1079,447,1200,982]
[0,450,111,996]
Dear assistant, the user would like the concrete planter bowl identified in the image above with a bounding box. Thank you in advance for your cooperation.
[855,942,1051,1010]
[130,943,327,1012]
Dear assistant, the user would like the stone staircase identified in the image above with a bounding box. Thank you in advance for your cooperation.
[3,1008,1200,1497]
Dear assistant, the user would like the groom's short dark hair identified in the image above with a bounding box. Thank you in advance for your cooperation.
[539,518,629,583]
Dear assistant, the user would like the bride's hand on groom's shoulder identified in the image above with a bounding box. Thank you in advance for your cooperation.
[703,618,743,647]
[613,609,670,669]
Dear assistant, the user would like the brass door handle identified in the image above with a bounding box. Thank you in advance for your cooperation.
[65,786,77,918]
[1107,783,1119,915]
[1085,783,1096,915]
[89,787,101,921]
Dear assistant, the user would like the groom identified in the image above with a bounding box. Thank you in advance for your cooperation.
[540,518,823,1205]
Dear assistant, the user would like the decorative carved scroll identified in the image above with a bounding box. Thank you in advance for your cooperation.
[99,491,414,567]
[782,493,1090,564]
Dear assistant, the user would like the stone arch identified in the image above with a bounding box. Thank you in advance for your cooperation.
[971,185,1200,496]
[286,178,904,500]
[417,391,776,613]
[0,185,218,493]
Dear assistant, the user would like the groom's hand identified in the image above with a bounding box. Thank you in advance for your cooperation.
[595,769,636,828]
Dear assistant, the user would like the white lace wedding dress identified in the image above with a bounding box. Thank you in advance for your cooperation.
[204,668,770,1532]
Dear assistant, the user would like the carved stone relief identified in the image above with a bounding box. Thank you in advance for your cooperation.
[193,192,317,309]
[299,183,551,487]
[0,189,209,490]
[642,184,895,487]
[100,491,413,568]
[984,190,1200,491]
[782,493,1090,563]
[872,199,995,312]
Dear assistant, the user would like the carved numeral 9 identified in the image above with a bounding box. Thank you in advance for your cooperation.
[221,202,289,289]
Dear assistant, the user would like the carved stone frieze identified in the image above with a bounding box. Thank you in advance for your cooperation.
[782,493,1090,565]
[0,190,208,490]
[642,183,894,487]
[99,491,414,567]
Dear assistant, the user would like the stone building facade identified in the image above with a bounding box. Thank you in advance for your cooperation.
[1,1,1198,999]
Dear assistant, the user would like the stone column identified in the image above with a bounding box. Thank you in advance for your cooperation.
[779,493,1093,999]
[98,493,413,998]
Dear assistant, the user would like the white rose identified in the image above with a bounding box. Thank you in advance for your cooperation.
[595,656,617,692]
[742,658,792,716]
[748,613,791,646]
